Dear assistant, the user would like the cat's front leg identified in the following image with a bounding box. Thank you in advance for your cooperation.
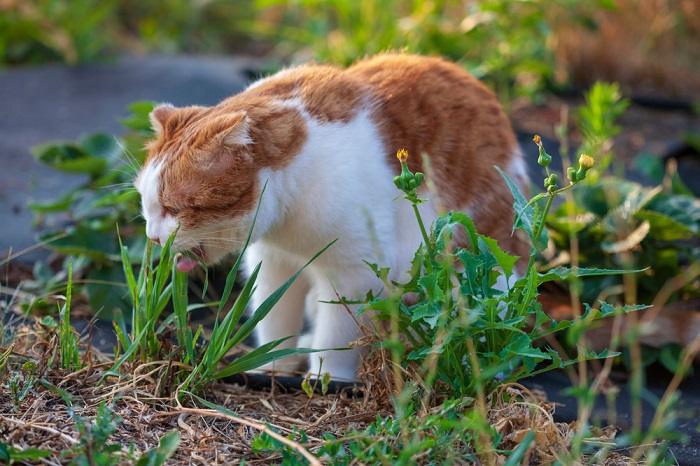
[245,242,309,374]
[306,267,378,382]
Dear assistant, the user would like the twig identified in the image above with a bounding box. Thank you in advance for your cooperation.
[0,414,78,445]
[162,407,323,466]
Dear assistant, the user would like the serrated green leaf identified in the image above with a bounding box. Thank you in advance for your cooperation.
[479,235,519,278]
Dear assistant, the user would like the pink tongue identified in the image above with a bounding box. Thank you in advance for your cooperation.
[176,255,198,273]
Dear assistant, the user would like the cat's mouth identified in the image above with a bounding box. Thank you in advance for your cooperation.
[175,245,206,273]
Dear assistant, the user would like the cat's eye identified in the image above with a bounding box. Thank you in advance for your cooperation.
[162,205,179,217]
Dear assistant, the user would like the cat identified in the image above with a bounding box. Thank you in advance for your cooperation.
[135,53,529,381]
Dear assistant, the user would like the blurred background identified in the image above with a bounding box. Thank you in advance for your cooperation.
[2,0,699,100]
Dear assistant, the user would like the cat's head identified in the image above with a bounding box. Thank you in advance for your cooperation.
[134,103,258,272]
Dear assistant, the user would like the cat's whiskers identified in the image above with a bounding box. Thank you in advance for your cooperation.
[98,183,137,192]
[116,137,143,176]
[109,166,139,181]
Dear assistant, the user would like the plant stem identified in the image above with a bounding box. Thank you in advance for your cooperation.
[412,202,433,272]
[412,204,431,252]
[533,193,554,247]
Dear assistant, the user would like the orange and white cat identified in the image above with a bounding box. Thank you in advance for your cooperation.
[135,54,528,381]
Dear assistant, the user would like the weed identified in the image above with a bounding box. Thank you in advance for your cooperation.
[8,360,38,409]
[58,261,81,371]
[66,403,179,466]
[361,147,640,401]
[109,233,177,370]
[546,83,700,374]
[0,443,51,465]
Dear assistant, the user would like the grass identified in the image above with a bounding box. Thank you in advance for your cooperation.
[58,261,80,372]
[2,137,696,463]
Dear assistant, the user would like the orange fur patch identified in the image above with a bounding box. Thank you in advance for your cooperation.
[348,54,526,259]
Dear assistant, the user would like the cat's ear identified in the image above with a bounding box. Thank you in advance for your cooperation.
[149,103,176,135]
[222,113,251,147]
[202,112,251,147]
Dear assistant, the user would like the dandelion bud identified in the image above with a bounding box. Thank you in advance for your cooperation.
[533,134,552,167]
[567,166,577,183]
[396,148,409,163]
[578,154,595,170]
[538,151,552,168]
[414,172,425,188]
[544,173,558,192]
[571,154,595,181]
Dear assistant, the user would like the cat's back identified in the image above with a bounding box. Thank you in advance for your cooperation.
[346,54,517,176]
[236,54,527,258]
[348,54,527,258]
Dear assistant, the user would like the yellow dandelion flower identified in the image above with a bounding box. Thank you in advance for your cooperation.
[579,154,595,169]
[533,134,542,145]
[396,148,409,162]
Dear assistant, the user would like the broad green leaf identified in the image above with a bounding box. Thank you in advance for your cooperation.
[80,133,122,160]
[505,334,550,360]
[602,185,661,233]
[410,302,442,328]
[28,192,76,213]
[0,444,51,462]
[31,142,108,176]
[479,236,519,278]
[635,210,695,241]
[495,167,540,244]
[121,101,157,133]
[42,224,118,261]
[633,152,664,183]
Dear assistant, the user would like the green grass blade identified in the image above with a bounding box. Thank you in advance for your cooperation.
[217,180,268,314]
[172,267,194,365]
[105,325,150,376]
[214,347,324,380]
[112,320,129,352]
[504,431,535,466]
[226,240,335,353]
[203,263,261,368]
[59,260,80,370]
[119,240,138,308]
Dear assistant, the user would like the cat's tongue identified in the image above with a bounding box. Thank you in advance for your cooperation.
[175,254,198,273]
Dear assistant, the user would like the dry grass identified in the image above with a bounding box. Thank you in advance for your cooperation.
[1,322,386,464]
[0,318,648,465]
